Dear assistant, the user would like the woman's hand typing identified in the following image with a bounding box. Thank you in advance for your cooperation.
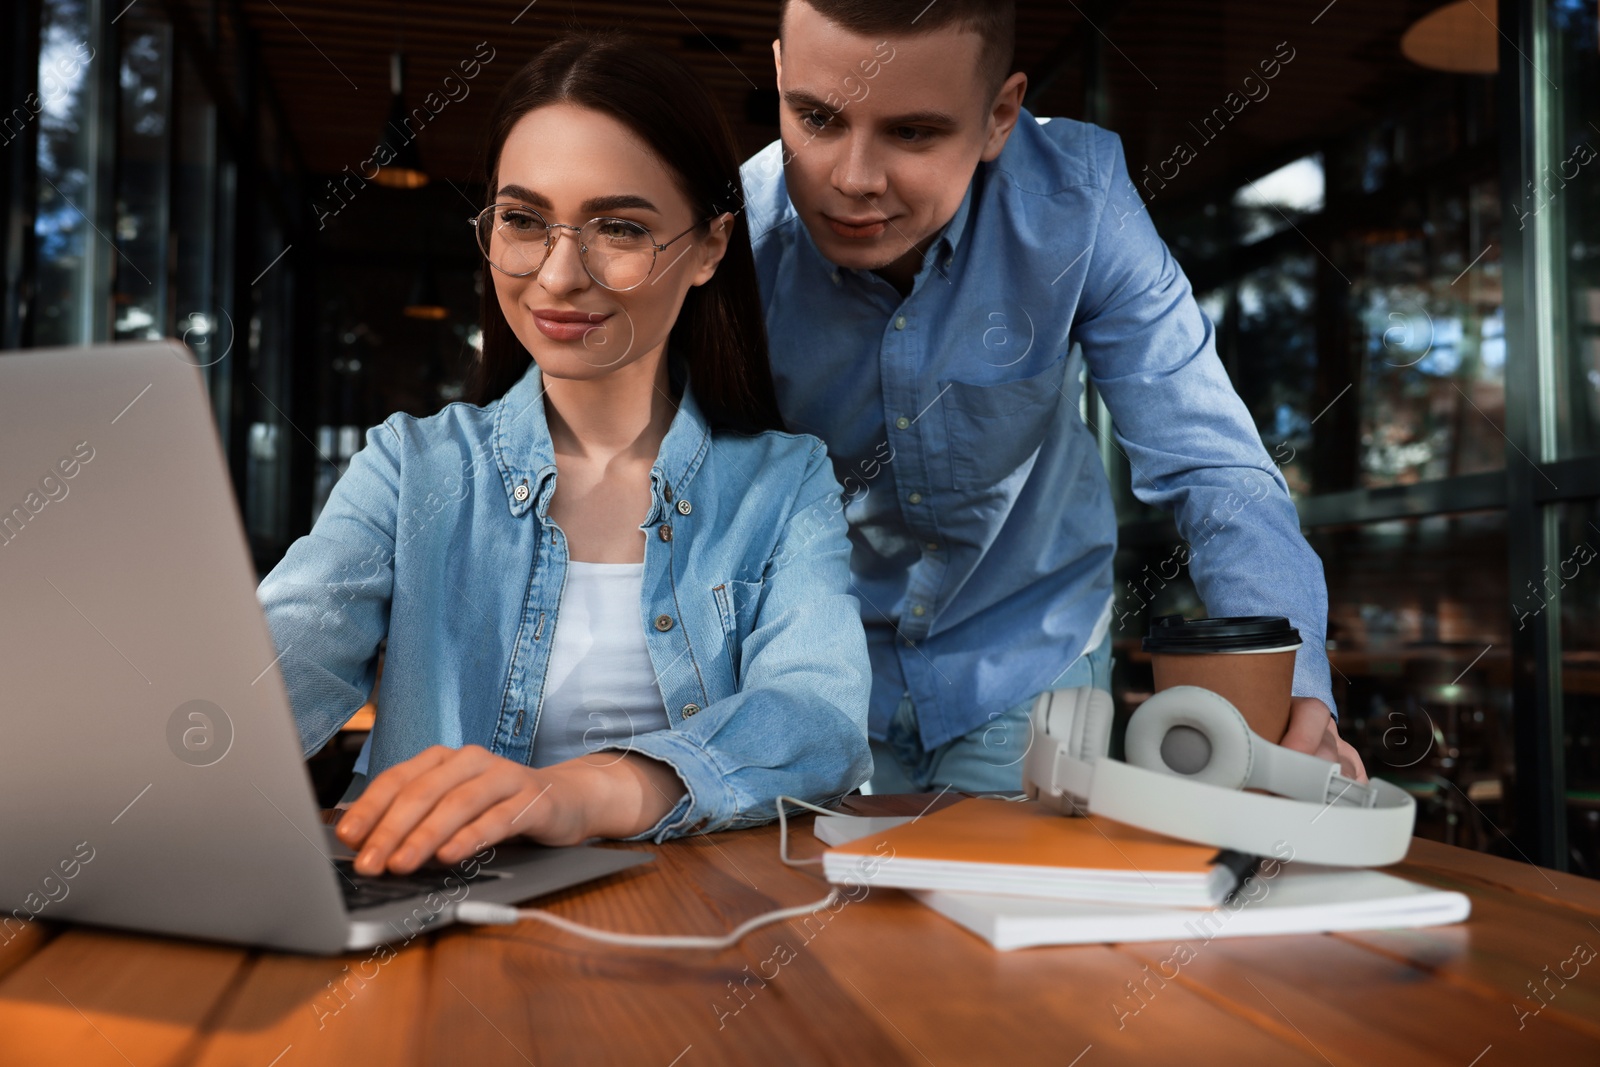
[335,744,687,875]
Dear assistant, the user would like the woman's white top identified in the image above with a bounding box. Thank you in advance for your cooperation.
[350,560,669,780]
[527,560,670,768]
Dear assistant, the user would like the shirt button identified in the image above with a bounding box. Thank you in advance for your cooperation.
[663,483,674,503]
[676,499,692,515]
[513,483,530,502]
[655,614,675,632]
[681,703,700,717]
[925,541,939,552]
[902,637,916,648]
[907,491,922,504]
[659,524,673,542]
[894,315,907,330]
[895,416,910,430]
[831,270,842,286]
[911,604,926,617]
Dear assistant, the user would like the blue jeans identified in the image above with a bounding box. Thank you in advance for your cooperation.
[866,632,1114,795]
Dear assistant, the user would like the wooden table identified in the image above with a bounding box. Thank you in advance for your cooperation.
[2,794,1598,1065]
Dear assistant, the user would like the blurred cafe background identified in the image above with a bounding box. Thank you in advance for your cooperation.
[1,0,1597,875]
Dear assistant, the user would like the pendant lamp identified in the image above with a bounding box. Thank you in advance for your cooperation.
[373,49,429,188]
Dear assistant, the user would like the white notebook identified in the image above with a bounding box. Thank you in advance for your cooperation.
[914,865,1471,950]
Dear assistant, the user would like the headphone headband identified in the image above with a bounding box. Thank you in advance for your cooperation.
[1023,685,1416,867]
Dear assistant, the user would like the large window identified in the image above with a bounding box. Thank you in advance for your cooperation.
[1555,500,1600,875]
[1532,0,1600,874]
[1088,0,1590,871]
[1547,0,1600,459]
[112,7,171,341]
[172,42,227,381]
[1350,176,1505,487]
[1309,512,1513,851]
[33,0,102,346]
[13,0,304,574]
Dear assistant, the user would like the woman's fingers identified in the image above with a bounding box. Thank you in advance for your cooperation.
[435,784,560,864]
[346,745,498,874]
[336,745,452,846]
[386,766,540,873]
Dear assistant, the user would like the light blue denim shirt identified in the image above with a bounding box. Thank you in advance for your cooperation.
[740,110,1334,751]
[256,360,873,841]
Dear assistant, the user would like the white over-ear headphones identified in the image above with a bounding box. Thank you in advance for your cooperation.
[1022,684,1417,866]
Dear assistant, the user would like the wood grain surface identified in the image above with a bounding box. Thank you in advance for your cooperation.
[0,793,1596,1066]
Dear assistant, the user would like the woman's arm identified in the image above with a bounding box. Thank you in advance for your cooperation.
[258,420,403,755]
[334,438,871,872]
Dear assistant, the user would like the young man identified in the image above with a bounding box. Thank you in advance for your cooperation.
[740,0,1364,793]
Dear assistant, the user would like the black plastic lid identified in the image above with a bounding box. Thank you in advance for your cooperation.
[1142,614,1301,654]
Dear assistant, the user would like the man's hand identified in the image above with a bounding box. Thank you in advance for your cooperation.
[1280,697,1367,784]
[334,745,686,876]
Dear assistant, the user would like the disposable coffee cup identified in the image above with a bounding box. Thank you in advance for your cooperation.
[1142,615,1302,744]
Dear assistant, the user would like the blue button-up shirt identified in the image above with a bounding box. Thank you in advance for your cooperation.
[257,362,873,840]
[741,111,1334,750]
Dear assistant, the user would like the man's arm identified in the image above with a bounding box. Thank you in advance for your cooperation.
[1068,130,1362,777]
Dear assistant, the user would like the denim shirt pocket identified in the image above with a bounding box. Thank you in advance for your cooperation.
[939,353,1067,490]
[711,577,765,686]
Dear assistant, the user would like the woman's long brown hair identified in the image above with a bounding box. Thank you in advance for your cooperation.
[464,31,786,436]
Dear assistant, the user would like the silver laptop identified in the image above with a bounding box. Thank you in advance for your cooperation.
[0,340,651,955]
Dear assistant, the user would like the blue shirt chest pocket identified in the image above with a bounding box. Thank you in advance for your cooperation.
[711,578,765,686]
[937,353,1068,491]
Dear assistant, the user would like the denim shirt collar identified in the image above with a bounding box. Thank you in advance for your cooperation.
[491,357,712,523]
[937,175,976,262]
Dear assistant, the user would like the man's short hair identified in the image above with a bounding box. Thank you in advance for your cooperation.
[778,0,1017,96]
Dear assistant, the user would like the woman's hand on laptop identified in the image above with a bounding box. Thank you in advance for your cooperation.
[335,744,687,876]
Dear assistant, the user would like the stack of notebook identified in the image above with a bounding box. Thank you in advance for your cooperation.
[818,798,1470,950]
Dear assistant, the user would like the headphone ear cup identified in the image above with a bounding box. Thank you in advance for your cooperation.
[1124,685,1255,789]
[1033,686,1113,762]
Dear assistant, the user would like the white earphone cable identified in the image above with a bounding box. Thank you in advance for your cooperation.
[776,794,837,866]
[453,795,838,948]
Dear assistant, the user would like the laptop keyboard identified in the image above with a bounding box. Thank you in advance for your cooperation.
[331,858,457,912]
[329,838,552,912]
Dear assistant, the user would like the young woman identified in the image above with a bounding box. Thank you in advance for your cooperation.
[257,33,871,878]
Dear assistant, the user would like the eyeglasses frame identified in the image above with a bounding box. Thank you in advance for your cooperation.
[467,203,726,291]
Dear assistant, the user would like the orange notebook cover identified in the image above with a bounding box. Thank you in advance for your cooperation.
[822,798,1242,906]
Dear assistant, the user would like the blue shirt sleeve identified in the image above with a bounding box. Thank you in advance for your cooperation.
[1070,130,1337,719]
[257,419,401,754]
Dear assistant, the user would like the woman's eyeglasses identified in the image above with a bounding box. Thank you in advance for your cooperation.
[469,203,713,292]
